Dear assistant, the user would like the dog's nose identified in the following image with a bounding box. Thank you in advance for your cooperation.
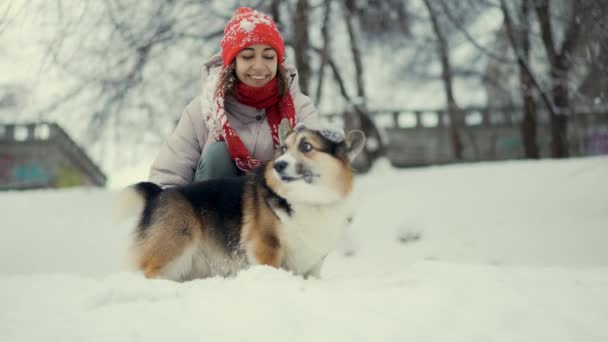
[274,160,288,173]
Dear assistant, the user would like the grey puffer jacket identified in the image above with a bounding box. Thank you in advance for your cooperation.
[149,56,318,188]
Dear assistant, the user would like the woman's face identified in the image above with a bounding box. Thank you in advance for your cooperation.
[235,44,278,87]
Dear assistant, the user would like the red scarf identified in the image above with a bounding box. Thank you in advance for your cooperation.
[216,77,296,172]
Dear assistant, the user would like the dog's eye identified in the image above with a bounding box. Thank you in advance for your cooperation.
[280,146,288,154]
[299,141,313,153]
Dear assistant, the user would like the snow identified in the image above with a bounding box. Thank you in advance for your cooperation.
[296,122,346,143]
[236,12,273,34]
[238,19,256,32]
[1,156,608,341]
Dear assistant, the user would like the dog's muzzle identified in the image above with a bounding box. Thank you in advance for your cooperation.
[274,161,318,184]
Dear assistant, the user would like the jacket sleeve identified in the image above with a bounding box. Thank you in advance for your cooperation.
[148,97,207,188]
[294,92,319,126]
[285,64,320,127]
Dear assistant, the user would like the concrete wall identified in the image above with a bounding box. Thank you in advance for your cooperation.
[323,107,608,167]
[0,123,106,190]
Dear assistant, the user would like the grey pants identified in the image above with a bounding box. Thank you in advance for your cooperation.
[193,142,241,182]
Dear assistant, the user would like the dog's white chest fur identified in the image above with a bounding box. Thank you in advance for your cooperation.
[273,200,351,275]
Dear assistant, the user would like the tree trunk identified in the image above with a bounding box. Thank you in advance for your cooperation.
[500,0,559,158]
[269,0,281,24]
[518,0,539,158]
[577,33,608,101]
[342,0,366,102]
[338,0,384,172]
[521,75,539,158]
[550,57,570,157]
[292,0,311,95]
[535,0,582,158]
[311,47,351,102]
[315,0,332,106]
[423,0,463,161]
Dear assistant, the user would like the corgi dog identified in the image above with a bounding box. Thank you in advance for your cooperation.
[118,120,365,281]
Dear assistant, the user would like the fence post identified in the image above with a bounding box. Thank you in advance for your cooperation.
[482,108,491,127]
[437,110,447,127]
[414,111,422,128]
[392,111,400,128]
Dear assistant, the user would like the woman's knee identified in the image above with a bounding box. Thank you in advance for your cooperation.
[194,142,239,181]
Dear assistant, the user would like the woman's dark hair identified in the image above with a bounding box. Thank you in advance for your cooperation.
[217,61,288,98]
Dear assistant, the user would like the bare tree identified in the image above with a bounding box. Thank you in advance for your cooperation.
[20,0,605,173]
[533,0,588,158]
[577,33,608,103]
[268,0,281,24]
[292,0,311,95]
[574,1,608,105]
[342,0,365,103]
[349,0,411,45]
[438,0,549,159]
[441,0,578,159]
[314,0,332,106]
[533,0,571,157]
[338,0,386,172]
[423,0,463,161]
[500,0,539,158]
[311,46,351,103]
[33,0,229,166]
[516,0,539,158]
[34,0,393,171]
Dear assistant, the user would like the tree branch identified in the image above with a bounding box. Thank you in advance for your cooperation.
[438,0,516,65]
[500,0,556,117]
[311,46,351,102]
[314,0,332,106]
[534,0,557,66]
[342,0,365,102]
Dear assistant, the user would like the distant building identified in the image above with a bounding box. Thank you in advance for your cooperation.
[0,122,106,190]
[324,105,608,167]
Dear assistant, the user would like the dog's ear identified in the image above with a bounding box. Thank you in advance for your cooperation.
[279,118,293,145]
[345,130,365,162]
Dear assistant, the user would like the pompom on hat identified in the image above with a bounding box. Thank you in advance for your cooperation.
[220,7,285,66]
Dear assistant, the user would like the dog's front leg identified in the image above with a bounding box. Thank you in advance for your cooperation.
[246,232,284,268]
[303,257,326,279]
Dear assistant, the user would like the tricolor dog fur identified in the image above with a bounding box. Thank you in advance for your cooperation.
[118,120,365,281]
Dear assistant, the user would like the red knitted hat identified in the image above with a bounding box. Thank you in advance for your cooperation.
[220,7,285,66]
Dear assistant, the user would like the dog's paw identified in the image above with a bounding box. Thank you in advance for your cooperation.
[396,225,423,244]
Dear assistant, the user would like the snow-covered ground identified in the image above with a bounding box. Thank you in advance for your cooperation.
[1,157,607,342]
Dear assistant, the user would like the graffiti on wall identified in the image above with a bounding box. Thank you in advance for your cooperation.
[498,136,522,149]
[14,163,50,184]
[0,154,50,185]
[56,167,83,188]
[0,153,84,188]
[588,130,608,155]
[0,154,13,180]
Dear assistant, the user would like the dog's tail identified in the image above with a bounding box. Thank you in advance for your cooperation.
[112,182,163,222]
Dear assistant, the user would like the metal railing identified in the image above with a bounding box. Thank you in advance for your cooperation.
[320,105,608,166]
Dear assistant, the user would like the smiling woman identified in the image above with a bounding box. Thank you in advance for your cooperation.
[235,45,278,87]
[148,7,319,188]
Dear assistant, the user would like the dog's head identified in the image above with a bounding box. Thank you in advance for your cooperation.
[265,119,365,204]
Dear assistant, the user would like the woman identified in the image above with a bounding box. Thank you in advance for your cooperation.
[149,7,318,187]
